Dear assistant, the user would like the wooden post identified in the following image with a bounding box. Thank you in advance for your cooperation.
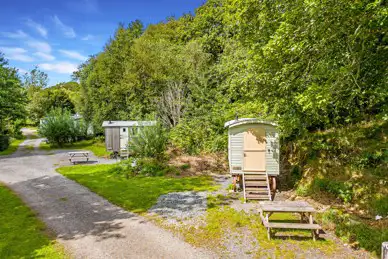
[267,227,271,240]
[382,242,388,259]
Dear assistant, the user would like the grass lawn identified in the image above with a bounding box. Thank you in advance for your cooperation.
[0,184,68,258]
[40,139,110,157]
[0,138,25,156]
[57,164,217,213]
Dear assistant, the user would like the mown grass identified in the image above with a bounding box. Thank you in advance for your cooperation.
[57,164,217,213]
[0,138,25,156]
[40,139,110,157]
[0,184,68,258]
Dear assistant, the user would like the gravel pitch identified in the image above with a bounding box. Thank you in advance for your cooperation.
[149,191,208,223]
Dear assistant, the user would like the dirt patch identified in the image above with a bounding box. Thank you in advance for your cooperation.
[168,150,228,176]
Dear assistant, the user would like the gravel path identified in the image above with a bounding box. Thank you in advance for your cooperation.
[0,129,214,259]
[149,191,208,224]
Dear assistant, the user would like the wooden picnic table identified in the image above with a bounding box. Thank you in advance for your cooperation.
[68,151,89,164]
[259,201,322,241]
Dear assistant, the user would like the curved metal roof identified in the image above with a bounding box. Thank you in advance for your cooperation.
[102,121,157,127]
[224,118,278,128]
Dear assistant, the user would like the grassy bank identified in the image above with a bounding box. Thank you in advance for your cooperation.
[283,119,387,255]
[0,184,68,258]
[40,139,109,157]
[0,138,25,156]
[57,164,216,213]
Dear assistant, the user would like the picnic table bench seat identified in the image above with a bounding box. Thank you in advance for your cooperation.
[68,151,89,164]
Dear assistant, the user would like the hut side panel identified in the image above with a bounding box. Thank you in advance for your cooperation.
[105,128,113,151]
[229,127,244,173]
[112,128,120,152]
[265,129,279,175]
[105,127,121,152]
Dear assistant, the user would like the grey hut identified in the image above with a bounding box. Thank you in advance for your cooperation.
[224,118,279,201]
[102,121,156,154]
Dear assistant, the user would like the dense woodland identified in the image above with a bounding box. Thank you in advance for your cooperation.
[72,0,387,153]
[0,0,387,211]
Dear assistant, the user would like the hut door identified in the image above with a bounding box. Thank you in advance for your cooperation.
[120,127,129,149]
[243,128,266,172]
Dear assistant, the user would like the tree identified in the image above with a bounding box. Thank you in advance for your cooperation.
[23,66,48,98]
[0,53,26,148]
[27,82,78,124]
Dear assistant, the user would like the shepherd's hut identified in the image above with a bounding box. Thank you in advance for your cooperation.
[102,121,156,155]
[224,118,279,201]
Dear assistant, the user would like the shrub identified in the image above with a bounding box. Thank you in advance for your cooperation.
[111,157,173,178]
[313,178,353,203]
[10,119,24,139]
[38,109,87,146]
[0,135,9,151]
[128,123,168,161]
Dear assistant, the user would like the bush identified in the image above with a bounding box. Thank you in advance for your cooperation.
[10,119,24,139]
[128,123,168,161]
[0,135,9,151]
[111,157,173,178]
[313,178,353,203]
[38,109,87,146]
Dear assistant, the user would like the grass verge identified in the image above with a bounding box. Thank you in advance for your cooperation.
[40,139,110,157]
[0,184,68,258]
[0,138,25,156]
[57,164,217,213]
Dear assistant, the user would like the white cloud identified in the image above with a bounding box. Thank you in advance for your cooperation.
[25,19,47,38]
[81,34,95,41]
[17,68,28,74]
[59,50,87,61]
[34,52,55,61]
[1,30,29,39]
[40,62,78,74]
[52,15,76,38]
[27,40,51,53]
[0,47,34,62]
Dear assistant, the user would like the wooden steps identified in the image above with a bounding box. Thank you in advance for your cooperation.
[243,172,271,202]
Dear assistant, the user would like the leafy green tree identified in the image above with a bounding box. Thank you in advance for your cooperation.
[73,0,388,153]
[0,53,26,146]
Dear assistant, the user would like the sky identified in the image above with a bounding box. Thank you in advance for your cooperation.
[0,0,205,85]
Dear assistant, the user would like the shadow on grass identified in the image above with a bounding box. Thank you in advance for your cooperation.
[10,174,138,242]
[57,164,217,213]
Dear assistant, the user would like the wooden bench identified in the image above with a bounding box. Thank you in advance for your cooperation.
[68,152,89,164]
[259,201,322,241]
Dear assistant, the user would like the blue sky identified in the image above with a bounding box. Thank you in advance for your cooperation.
[0,0,205,85]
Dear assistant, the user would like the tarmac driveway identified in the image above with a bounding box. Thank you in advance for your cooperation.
[0,129,213,259]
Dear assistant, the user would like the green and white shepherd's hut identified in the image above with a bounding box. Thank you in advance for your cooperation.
[102,121,156,154]
[224,118,280,201]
